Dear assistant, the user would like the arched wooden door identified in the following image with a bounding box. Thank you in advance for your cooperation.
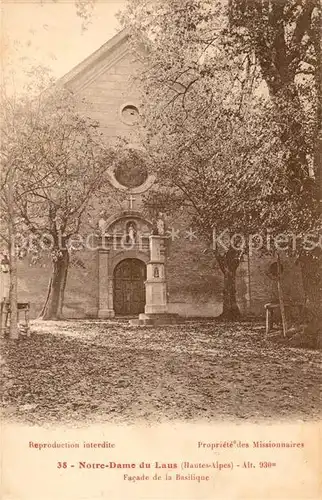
[113,259,146,315]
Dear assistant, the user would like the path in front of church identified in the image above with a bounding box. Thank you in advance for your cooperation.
[1,319,321,425]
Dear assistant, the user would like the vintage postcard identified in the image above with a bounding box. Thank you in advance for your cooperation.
[1,1,321,499]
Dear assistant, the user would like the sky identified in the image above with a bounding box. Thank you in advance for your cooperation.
[1,0,126,88]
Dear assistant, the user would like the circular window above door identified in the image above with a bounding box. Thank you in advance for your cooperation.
[114,148,148,188]
[108,145,155,194]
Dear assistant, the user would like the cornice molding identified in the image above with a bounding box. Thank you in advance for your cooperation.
[57,28,131,91]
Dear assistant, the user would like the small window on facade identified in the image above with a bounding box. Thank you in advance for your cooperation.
[120,104,139,125]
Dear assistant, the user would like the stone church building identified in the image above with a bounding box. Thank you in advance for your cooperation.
[16,29,304,320]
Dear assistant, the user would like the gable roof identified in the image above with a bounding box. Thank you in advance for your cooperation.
[58,28,130,88]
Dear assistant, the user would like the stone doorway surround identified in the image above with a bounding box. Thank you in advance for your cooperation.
[98,249,150,319]
[97,211,151,319]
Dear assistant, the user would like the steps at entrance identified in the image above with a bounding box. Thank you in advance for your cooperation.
[114,315,138,321]
[129,313,183,327]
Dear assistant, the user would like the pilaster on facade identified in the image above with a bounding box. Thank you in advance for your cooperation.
[97,249,114,319]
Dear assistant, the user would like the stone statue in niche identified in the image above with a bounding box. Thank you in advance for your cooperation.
[126,221,137,243]
[151,220,159,235]
[151,212,165,235]
[157,213,165,235]
[153,266,160,278]
[98,211,108,235]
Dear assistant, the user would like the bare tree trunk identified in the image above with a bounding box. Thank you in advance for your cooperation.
[313,4,321,191]
[7,167,18,340]
[300,14,322,347]
[8,231,18,339]
[57,251,69,318]
[277,253,287,338]
[41,249,69,320]
[221,267,241,319]
[216,247,241,320]
[299,250,322,348]
[39,277,52,318]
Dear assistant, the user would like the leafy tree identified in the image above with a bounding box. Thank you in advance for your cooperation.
[1,43,58,337]
[0,83,39,338]
[121,0,321,341]
[0,146,19,339]
[227,0,321,341]
[1,80,115,321]
[120,1,283,318]
[142,94,293,319]
[228,0,321,182]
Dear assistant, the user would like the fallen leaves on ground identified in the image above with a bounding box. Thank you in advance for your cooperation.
[1,319,321,426]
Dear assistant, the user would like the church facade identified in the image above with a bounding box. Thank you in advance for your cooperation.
[17,29,304,319]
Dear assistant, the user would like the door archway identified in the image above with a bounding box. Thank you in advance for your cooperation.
[113,258,146,315]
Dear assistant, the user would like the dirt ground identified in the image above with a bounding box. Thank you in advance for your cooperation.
[1,319,321,426]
